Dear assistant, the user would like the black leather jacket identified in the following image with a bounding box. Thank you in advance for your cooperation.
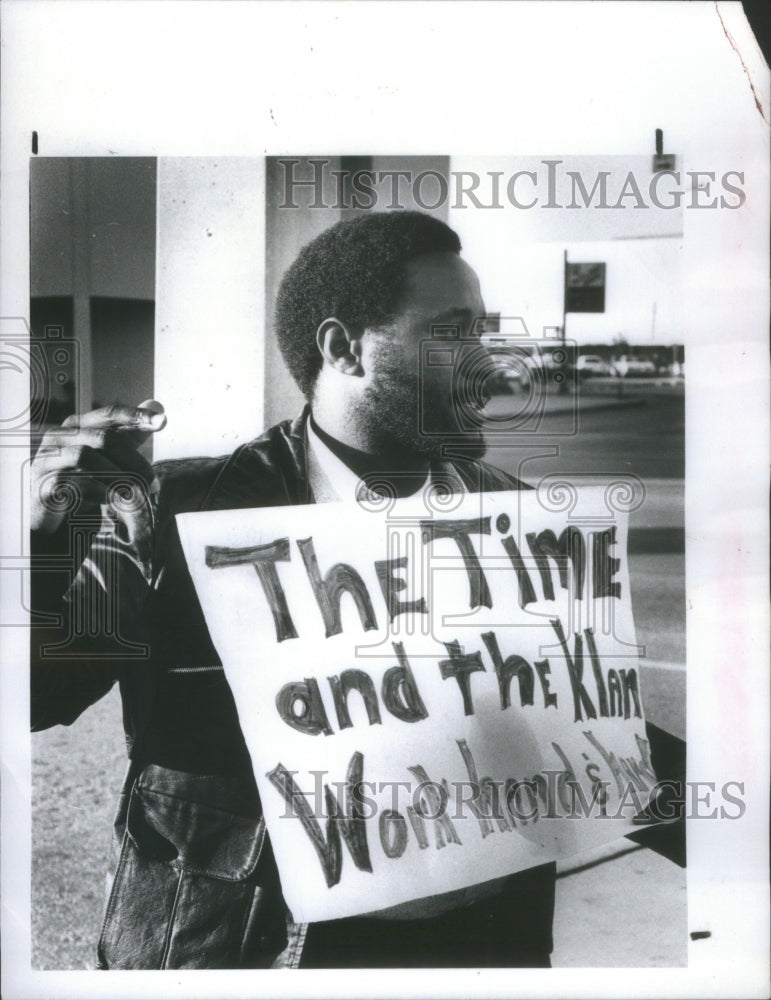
[32,410,555,969]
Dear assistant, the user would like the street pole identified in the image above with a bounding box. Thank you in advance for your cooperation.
[562,249,567,344]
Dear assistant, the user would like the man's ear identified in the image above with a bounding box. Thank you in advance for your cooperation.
[316,317,364,376]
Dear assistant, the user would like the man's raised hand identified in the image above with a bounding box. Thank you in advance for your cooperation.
[31,401,167,534]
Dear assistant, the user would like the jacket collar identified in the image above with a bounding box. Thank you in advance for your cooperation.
[211,405,527,512]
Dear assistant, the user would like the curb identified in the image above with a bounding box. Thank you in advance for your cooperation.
[556,840,644,878]
[541,397,648,417]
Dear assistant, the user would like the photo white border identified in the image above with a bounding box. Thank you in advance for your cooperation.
[2,2,768,998]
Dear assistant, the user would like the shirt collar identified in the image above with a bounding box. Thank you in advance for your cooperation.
[307,418,448,505]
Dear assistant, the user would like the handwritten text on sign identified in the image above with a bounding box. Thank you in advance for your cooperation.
[177,489,655,922]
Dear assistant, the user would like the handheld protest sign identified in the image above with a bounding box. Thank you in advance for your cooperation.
[177,487,656,922]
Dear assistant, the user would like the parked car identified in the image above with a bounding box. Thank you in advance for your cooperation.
[611,356,656,377]
[576,354,612,377]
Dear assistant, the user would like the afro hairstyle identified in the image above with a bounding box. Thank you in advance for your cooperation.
[274,210,462,399]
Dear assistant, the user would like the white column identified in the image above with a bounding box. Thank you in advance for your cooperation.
[154,158,265,460]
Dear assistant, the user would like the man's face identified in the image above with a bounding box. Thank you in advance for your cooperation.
[357,251,489,459]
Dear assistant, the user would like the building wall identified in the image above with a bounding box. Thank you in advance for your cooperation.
[30,158,156,427]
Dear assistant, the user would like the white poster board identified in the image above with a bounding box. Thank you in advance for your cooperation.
[178,487,656,922]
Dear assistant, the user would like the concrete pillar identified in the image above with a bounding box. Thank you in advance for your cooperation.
[154,158,265,460]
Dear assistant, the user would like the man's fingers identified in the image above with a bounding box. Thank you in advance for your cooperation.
[39,427,125,454]
[37,428,154,470]
[128,399,166,447]
[62,403,167,434]
[38,426,158,478]
[35,439,154,485]
[33,401,164,533]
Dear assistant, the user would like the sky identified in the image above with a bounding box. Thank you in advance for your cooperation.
[449,156,686,346]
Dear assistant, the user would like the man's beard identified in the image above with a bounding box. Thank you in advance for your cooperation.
[354,340,487,461]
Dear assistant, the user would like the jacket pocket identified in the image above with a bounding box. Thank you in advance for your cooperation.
[97,765,287,969]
